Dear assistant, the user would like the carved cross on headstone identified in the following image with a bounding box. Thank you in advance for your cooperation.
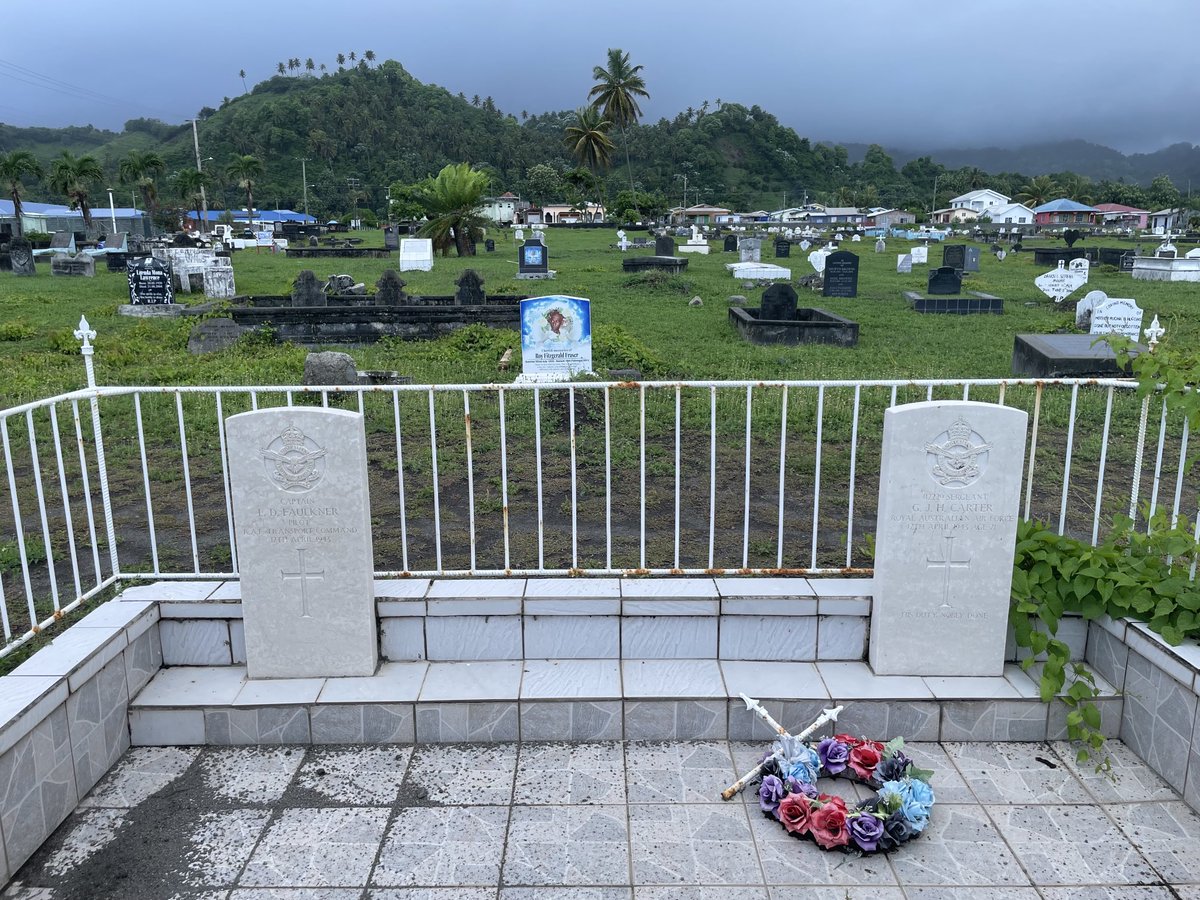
[926,535,971,609]
[281,547,324,618]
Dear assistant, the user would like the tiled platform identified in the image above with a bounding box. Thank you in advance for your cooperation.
[5,738,1200,899]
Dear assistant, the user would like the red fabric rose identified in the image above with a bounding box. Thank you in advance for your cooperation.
[849,743,883,780]
[809,796,851,849]
[833,733,865,749]
[777,792,813,835]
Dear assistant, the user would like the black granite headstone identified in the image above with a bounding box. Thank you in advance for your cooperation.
[942,244,966,271]
[655,234,676,257]
[964,246,981,272]
[927,266,963,295]
[822,251,860,298]
[383,227,400,251]
[723,235,738,252]
[760,283,798,320]
[518,238,549,275]
[484,239,496,253]
[126,257,174,305]
[374,269,407,306]
[774,239,791,258]
[454,269,486,305]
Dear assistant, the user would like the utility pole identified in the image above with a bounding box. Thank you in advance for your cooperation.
[299,158,310,219]
[106,188,117,234]
[931,173,941,225]
[190,118,208,234]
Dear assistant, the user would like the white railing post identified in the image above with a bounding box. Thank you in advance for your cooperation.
[74,317,119,576]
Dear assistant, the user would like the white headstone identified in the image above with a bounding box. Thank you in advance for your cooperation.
[1068,257,1090,283]
[1075,289,1106,328]
[875,239,886,253]
[226,407,378,678]
[514,228,525,241]
[255,230,273,247]
[911,245,929,264]
[1090,295,1144,341]
[1035,260,1087,302]
[851,234,862,242]
[617,229,630,251]
[995,249,1007,261]
[203,262,236,299]
[808,249,828,274]
[399,238,434,272]
[870,401,1027,676]
[896,253,913,273]
[799,240,811,251]
[1186,248,1200,259]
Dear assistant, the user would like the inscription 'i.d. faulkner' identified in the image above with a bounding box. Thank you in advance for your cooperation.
[227,408,378,679]
[869,401,1027,677]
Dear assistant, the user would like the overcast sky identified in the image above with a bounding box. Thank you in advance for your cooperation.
[2,0,1196,154]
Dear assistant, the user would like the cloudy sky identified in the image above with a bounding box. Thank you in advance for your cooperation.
[2,0,1196,154]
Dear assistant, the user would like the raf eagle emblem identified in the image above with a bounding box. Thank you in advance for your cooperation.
[261,424,327,492]
[925,417,990,487]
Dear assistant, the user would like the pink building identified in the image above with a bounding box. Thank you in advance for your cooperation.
[1094,203,1150,229]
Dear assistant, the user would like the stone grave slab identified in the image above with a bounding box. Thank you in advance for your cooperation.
[774,239,790,258]
[870,400,1026,676]
[10,238,35,276]
[807,249,828,274]
[399,238,434,272]
[760,283,798,320]
[905,290,1003,315]
[1069,257,1090,283]
[1035,261,1087,302]
[518,236,552,279]
[655,234,676,257]
[226,407,378,678]
[723,235,738,252]
[942,244,966,271]
[50,253,95,277]
[1011,334,1136,378]
[738,238,761,263]
[910,245,928,265]
[964,246,981,272]
[725,262,789,280]
[896,253,913,273]
[49,232,76,254]
[202,260,236,299]
[822,250,859,297]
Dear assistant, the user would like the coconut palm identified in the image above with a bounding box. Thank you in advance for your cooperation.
[1057,173,1094,205]
[0,150,43,237]
[416,162,489,257]
[564,106,615,173]
[588,48,649,218]
[277,62,286,76]
[239,68,248,92]
[1016,175,1060,208]
[118,150,166,223]
[48,151,103,227]
[174,169,211,232]
[226,154,265,226]
[336,53,345,70]
[305,58,315,76]
[364,50,376,66]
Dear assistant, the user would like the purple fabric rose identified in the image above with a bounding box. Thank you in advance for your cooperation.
[786,776,818,799]
[877,811,913,850]
[849,813,885,852]
[758,775,786,815]
[817,737,850,774]
[875,752,911,783]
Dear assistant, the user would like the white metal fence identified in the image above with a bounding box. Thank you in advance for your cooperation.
[1,318,1196,657]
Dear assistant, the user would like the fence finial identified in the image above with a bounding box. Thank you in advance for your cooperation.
[1144,314,1165,352]
[73,316,96,353]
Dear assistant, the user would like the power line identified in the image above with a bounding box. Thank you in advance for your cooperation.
[0,59,174,119]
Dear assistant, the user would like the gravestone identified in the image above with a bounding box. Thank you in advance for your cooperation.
[292,270,326,307]
[774,239,790,258]
[399,238,434,272]
[484,239,496,253]
[454,269,486,304]
[911,245,929,265]
[760,283,798,320]
[127,257,174,305]
[514,228,525,241]
[1035,261,1087,302]
[50,253,95,277]
[822,250,860,298]
[927,266,962,295]
[1063,229,1082,248]
[739,238,761,262]
[870,400,1027,676]
[187,317,245,354]
[896,253,913,273]
[1090,295,1144,341]
[964,246,981,272]
[798,240,811,251]
[875,239,886,253]
[942,244,967,271]
[304,351,358,385]
[202,259,236,299]
[807,249,829,274]
[106,232,128,253]
[1075,289,1105,328]
[374,270,407,306]
[1069,257,1090,283]
[226,407,378,678]
[518,236,550,278]
[520,295,592,377]
[10,238,36,276]
[995,249,1007,262]
[723,234,738,252]
[1119,252,1136,272]
[383,227,400,251]
[851,234,862,242]
[49,232,76,254]
[655,234,676,257]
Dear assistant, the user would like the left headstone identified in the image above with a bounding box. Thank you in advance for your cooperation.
[822,250,860,297]
[51,253,94,277]
[227,407,379,678]
[870,400,1027,676]
[10,238,35,276]
[127,257,174,304]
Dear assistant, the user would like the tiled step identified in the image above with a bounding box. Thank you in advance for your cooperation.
[128,658,1121,745]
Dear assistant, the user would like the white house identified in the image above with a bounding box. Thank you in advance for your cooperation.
[1149,208,1198,233]
[932,206,979,225]
[480,192,526,225]
[948,189,1011,212]
[980,202,1034,225]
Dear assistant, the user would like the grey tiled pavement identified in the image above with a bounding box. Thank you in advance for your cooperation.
[5,739,1200,899]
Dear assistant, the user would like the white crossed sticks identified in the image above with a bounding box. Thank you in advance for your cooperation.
[720,696,844,801]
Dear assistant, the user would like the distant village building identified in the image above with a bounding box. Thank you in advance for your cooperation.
[980,202,1035,225]
[669,204,732,225]
[947,189,1011,212]
[481,192,528,225]
[864,208,916,227]
[1093,203,1150,229]
[1148,207,1198,232]
[931,206,979,225]
[0,199,148,236]
[540,201,604,223]
[1033,199,1099,225]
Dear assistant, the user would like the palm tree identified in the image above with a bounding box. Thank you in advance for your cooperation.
[319,63,327,74]
[564,106,615,174]
[174,169,211,232]
[277,62,286,76]
[336,52,345,70]
[48,151,103,227]
[416,162,489,257]
[471,94,481,107]
[364,50,376,66]
[118,150,166,223]
[226,155,265,226]
[305,57,315,76]
[239,68,248,93]
[0,150,43,237]
[1057,172,1094,205]
[348,51,356,62]
[588,48,650,218]
[1016,175,1060,208]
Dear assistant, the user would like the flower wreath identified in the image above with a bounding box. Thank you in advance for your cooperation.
[753,733,935,853]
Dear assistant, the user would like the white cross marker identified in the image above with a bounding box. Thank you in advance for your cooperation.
[926,535,971,609]
[281,548,324,618]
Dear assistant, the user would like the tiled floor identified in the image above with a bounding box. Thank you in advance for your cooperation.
[5,739,1200,899]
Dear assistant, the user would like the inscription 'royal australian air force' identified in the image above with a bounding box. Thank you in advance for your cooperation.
[869,401,1027,677]
[227,407,378,679]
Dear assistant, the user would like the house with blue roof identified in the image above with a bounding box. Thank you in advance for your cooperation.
[1033,199,1099,226]
[0,199,147,236]
[184,208,318,229]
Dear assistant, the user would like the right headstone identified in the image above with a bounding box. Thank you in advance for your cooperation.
[127,257,175,305]
[964,246,981,272]
[870,401,1027,676]
[759,283,798,320]
[1090,295,1144,341]
[896,253,913,274]
[942,244,966,271]
[927,266,962,295]
[822,250,859,297]
[911,245,929,265]
[226,407,379,679]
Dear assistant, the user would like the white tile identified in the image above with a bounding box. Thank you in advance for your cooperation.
[719,661,828,699]
[118,581,222,602]
[622,659,725,698]
[620,578,717,598]
[428,597,522,616]
[816,616,867,660]
[720,597,820,616]
[132,666,247,707]
[524,578,621,598]
[375,578,432,598]
[159,620,232,666]
[376,599,427,617]
[923,675,1022,699]
[525,598,622,615]
[427,578,526,598]
[129,708,206,745]
[234,678,325,706]
[420,661,522,701]
[229,620,246,664]
[1003,664,1042,698]
[524,616,619,658]
[719,617,817,661]
[207,581,242,601]
[74,599,159,638]
[1126,624,1197,688]
[1094,613,1128,640]
[807,577,873,597]
[622,618,716,658]
[520,660,621,698]
[10,625,127,693]
[622,599,719,616]
[816,597,871,616]
[714,577,816,597]
[0,675,68,756]
[426,617,522,660]
[380,618,426,661]
[317,662,428,703]
[158,600,242,619]
[817,661,933,699]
